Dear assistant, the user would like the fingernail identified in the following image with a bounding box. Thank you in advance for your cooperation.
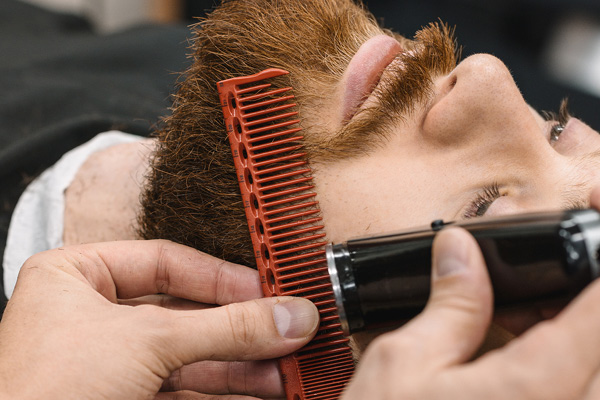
[437,256,466,278]
[435,230,469,278]
[273,299,318,338]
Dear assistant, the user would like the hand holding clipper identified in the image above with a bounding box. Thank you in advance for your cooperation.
[327,209,600,335]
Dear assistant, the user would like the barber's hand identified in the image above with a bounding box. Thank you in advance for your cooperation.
[343,188,600,400]
[0,240,319,400]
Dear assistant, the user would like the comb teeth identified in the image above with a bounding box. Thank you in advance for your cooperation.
[218,69,355,400]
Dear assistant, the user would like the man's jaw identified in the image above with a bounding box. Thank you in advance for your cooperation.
[339,34,403,124]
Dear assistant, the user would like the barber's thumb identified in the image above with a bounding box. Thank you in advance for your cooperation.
[164,296,319,365]
[396,227,493,368]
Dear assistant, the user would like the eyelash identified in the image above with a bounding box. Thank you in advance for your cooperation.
[541,98,572,126]
[463,183,501,219]
[462,100,572,220]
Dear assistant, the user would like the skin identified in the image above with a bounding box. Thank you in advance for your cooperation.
[316,51,600,243]
[342,188,600,400]
[63,44,600,340]
[54,28,600,399]
[0,240,320,399]
[66,49,600,249]
[5,192,600,398]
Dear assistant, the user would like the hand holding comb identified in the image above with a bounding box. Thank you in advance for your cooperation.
[217,68,355,400]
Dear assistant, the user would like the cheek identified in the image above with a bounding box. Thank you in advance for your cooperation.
[316,173,413,242]
[314,168,398,240]
[314,156,449,243]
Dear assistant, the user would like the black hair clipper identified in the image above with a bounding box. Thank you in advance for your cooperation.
[326,209,600,335]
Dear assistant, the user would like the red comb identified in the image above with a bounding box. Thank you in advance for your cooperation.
[217,68,355,399]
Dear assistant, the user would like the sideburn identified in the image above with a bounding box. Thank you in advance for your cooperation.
[137,0,392,266]
[315,22,459,161]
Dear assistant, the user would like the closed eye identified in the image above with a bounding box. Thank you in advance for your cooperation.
[463,183,501,219]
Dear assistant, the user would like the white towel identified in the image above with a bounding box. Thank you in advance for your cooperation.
[3,130,144,298]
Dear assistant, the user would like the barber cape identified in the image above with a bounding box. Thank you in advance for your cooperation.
[0,0,189,316]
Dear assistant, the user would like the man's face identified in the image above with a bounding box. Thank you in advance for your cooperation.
[141,0,600,271]
[311,31,600,243]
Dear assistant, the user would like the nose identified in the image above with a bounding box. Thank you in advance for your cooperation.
[422,54,541,149]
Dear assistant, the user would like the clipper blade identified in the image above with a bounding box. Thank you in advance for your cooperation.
[217,68,354,400]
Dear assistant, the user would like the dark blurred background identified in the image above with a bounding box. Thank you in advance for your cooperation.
[186,0,600,127]
[364,0,600,128]
[19,0,600,125]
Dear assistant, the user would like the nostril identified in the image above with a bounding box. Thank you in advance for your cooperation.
[449,74,458,89]
[435,73,457,101]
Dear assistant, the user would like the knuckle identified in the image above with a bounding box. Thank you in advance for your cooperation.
[214,261,230,304]
[499,322,580,400]
[19,254,44,276]
[357,334,423,400]
[154,241,172,293]
[19,249,88,283]
[363,333,410,367]
[161,368,183,392]
[225,301,260,351]
[23,249,70,271]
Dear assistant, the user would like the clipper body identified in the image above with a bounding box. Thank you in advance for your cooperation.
[327,209,600,335]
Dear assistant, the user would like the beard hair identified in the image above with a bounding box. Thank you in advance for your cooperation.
[138,0,453,266]
[138,0,394,265]
[317,22,460,160]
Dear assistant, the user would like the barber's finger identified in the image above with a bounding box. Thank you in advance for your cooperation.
[156,296,319,366]
[31,240,262,304]
[154,391,261,399]
[374,227,492,370]
[119,295,216,310]
[449,273,600,399]
[161,360,283,398]
[494,186,600,335]
[590,185,600,209]
[518,278,600,386]
[492,304,561,335]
